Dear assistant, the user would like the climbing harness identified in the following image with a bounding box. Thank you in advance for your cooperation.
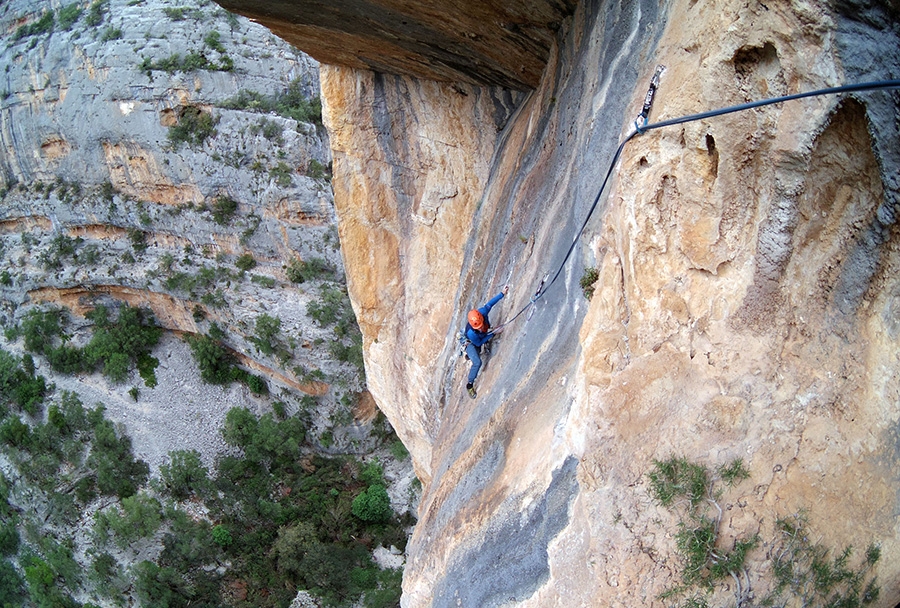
[488,76,900,331]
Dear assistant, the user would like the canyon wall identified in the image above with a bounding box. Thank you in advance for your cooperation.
[310,0,900,605]
[0,0,386,469]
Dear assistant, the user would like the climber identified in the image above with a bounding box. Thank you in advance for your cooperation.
[463,285,509,399]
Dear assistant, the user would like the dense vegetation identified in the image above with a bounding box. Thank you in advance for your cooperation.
[4,304,162,387]
[0,366,406,607]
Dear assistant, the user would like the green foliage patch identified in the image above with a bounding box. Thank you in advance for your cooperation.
[649,457,881,608]
[14,11,55,40]
[24,304,163,387]
[766,513,881,607]
[166,106,219,148]
[57,4,83,30]
[287,256,333,284]
[222,77,323,125]
[579,266,599,300]
[211,195,239,225]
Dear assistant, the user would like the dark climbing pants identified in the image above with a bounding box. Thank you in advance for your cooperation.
[466,343,482,385]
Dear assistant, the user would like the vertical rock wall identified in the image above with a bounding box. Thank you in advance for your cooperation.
[321,66,521,481]
[319,0,900,605]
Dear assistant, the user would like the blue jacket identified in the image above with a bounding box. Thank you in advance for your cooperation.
[465,292,504,347]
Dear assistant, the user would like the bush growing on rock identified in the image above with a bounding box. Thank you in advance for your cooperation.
[352,484,392,523]
[251,313,281,355]
[185,331,235,384]
[95,493,163,549]
[57,3,83,30]
[235,252,256,271]
[159,449,210,500]
[13,11,55,40]
[211,195,238,225]
[87,407,150,499]
[167,106,218,148]
[221,77,322,125]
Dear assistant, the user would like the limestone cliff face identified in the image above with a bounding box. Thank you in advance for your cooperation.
[311,0,900,605]
[0,0,383,465]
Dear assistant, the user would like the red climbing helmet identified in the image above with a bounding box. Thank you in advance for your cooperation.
[467,309,485,331]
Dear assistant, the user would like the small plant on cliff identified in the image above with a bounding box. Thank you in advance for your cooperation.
[57,3,83,30]
[764,513,881,607]
[167,106,218,149]
[250,313,282,356]
[14,11,55,40]
[269,161,294,187]
[85,0,108,27]
[649,457,882,608]
[579,266,599,300]
[235,252,256,271]
[649,456,758,606]
[221,77,322,125]
[127,227,148,252]
[210,195,238,224]
[307,158,330,180]
[287,256,333,284]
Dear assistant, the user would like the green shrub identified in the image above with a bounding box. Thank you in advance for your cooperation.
[185,333,237,384]
[269,161,293,187]
[162,6,204,21]
[167,106,218,148]
[99,26,121,41]
[307,158,330,180]
[14,11,55,40]
[160,449,209,500]
[0,416,32,448]
[96,493,162,548]
[389,440,409,462]
[221,78,323,125]
[203,30,225,52]
[648,456,709,508]
[360,460,384,486]
[57,4,83,30]
[132,560,189,607]
[352,484,392,523]
[19,307,66,355]
[0,520,19,557]
[235,253,256,271]
[246,373,268,395]
[39,234,83,270]
[81,305,162,386]
[88,552,127,599]
[211,525,232,547]
[580,267,599,300]
[87,409,150,499]
[0,559,25,605]
[127,227,148,252]
[251,313,281,355]
[85,0,107,26]
[210,196,238,224]
[249,274,275,289]
[767,513,881,607]
[363,568,403,608]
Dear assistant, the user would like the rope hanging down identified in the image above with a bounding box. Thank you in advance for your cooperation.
[493,77,900,331]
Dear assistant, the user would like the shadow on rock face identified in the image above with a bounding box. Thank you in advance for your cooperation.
[431,456,578,608]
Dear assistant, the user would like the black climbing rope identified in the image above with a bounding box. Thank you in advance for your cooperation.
[492,77,900,330]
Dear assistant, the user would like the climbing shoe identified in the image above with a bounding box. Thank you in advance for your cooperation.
[466,383,477,399]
